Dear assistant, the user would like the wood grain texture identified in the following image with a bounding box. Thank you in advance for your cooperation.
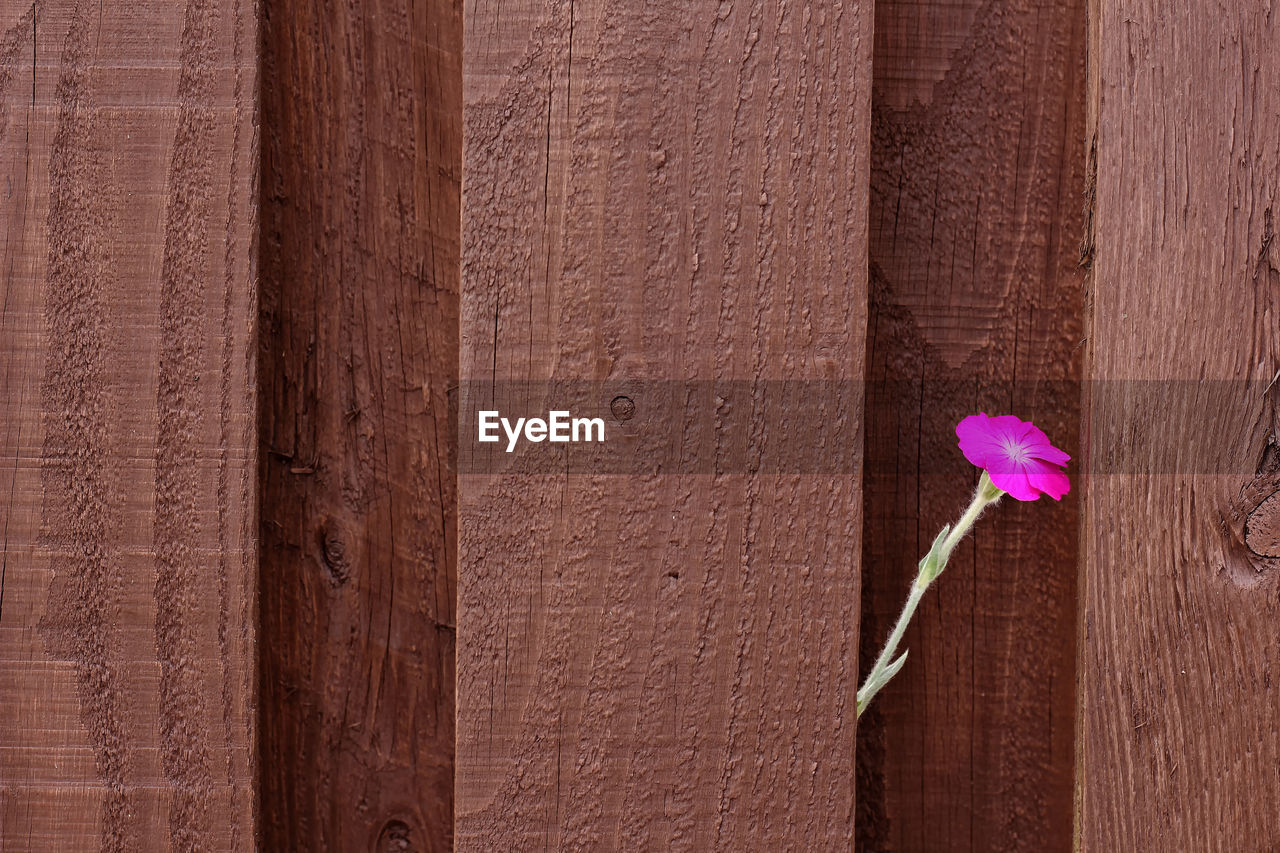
[458,0,871,849]
[856,0,1086,848]
[257,0,461,849]
[0,0,257,850]
[1078,0,1280,848]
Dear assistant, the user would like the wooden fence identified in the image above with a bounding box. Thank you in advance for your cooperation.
[1,0,1277,850]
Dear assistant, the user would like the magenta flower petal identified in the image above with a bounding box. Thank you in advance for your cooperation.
[988,466,1041,502]
[956,413,1007,469]
[1015,421,1071,465]
[955,412,1070,501]
[1029,464,1071,501]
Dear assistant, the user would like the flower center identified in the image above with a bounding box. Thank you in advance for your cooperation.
[1001,437,1029,464]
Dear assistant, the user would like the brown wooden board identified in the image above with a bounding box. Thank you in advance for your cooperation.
[457,0,872,848]
[856,0,1087,848]
[1077,0,1280,848]
[0,0,257,849]
[257,0,461,849]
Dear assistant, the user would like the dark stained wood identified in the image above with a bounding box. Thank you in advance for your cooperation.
[457,0,872,849]
[1078,0,1280,848]
[0,0,257,848]
[856,0,1087,848]
[257,0,461,849]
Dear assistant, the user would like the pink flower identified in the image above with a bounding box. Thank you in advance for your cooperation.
[955,413,1070,502]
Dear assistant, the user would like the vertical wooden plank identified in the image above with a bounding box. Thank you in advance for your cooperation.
[856,0,1086,848]
[1079,0,1280,848]
[0,0,257,849]
[458,0,872,849]
[257,0,461,849]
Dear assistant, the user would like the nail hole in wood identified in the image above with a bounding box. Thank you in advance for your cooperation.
[610,395,635,422]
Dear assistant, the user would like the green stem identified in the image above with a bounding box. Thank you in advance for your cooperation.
[856,471,1004,718]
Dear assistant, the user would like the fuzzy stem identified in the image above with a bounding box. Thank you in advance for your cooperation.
[857,471,1004,717]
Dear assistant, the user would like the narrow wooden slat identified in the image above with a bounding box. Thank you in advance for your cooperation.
[0,0,256,849]
[257,0,461,849]
[458,1,872,848]
[1079,1,1280,848]
[855,0,1087,849]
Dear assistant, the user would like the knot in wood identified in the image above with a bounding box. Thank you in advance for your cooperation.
[377,819,417,852]
[1245,490,1280,557]
[316,520,352,586]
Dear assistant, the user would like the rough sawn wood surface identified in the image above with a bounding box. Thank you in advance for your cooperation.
[0,0,257,849]
[457,0,873,849]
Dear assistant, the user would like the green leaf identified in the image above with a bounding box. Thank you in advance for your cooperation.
[880,650,909,682]
[918,524,951,583]
[857,649,910,717]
